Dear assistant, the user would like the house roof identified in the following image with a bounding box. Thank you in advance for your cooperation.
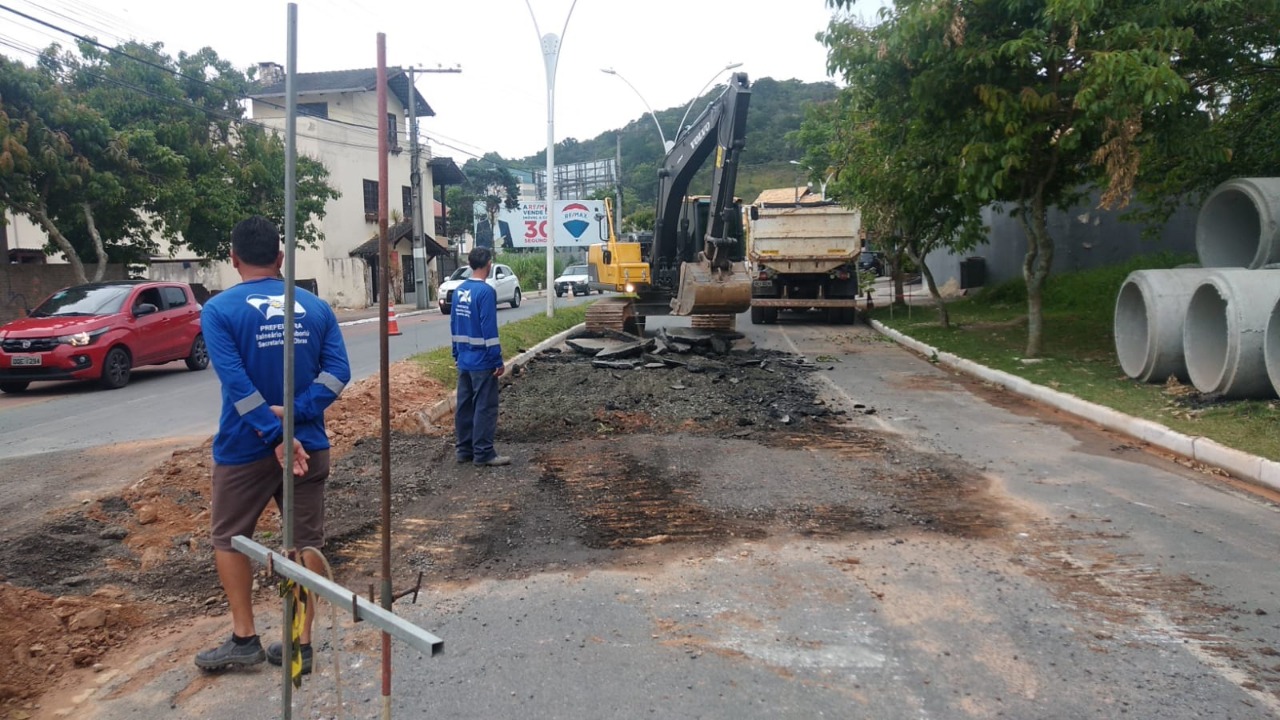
[250,67,434,117]
[753,187,826,207]
[429,157,466,186]
[350,219,449,258]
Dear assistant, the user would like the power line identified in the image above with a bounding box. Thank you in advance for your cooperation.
[0,4,548,184]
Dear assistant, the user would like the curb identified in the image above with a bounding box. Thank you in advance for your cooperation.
[422,322,586,426]
[870,319,1280,494]
[339,309,433,327]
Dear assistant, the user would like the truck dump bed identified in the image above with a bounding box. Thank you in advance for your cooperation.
[748,203,862,274]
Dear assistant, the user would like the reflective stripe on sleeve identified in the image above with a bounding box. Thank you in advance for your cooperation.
[235,390,266,416]
[316,371,346,396]
[451,335,501,347]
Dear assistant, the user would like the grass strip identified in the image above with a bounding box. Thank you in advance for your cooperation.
[873,254,1280,461]
[412,303,590,389]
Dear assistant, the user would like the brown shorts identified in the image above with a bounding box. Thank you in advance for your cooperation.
[210,449,330,553]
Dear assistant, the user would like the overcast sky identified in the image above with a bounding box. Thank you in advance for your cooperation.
[0,0,886,162]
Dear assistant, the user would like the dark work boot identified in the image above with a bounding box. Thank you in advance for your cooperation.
[194,634,266,670]
[266,641,313,675]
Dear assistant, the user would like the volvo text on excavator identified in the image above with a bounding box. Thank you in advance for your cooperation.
[586,72,752,334]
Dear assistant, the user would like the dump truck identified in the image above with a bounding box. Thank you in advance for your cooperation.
[747,193,862,325]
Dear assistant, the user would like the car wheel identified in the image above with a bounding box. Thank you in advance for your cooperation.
[185,333,209,371]
[439,303,450,315]
[100,346,132,390]
[0,381,30,394]
[555,289,564,297]
[510,288,522,309]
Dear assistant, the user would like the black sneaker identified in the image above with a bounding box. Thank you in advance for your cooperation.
[194,635,266,670]
[474,455,511,467]
[266,641,313,675]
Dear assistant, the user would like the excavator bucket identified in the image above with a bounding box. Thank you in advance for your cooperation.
[670,258,753,316]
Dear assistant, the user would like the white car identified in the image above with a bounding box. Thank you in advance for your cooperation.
[554,264,600,297]
[437,263,522,314]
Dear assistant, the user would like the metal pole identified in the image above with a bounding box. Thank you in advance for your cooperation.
[675,62,743,142]
[529,0,578,318]
[599,68,669,152]
[541,33,559,318]
[375,34,393,720]
[614,133,622,235]
[409,67,427,310]
[232,537,444,655]
[280,5,298,717]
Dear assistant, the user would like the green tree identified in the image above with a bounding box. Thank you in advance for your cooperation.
[824,0,1210,356]
[0,55,114,282]
[53,40,337,261]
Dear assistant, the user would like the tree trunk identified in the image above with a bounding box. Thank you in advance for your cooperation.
[82,203,109,282]
[891,244,906,306]
[1018,195,1054,358]
[32,207,87,285]
[907,243,948,328]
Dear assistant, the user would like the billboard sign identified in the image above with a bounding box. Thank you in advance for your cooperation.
[472,200,608,249]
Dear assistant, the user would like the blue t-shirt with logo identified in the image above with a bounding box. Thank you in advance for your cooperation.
[203,277,351,465]
[450,278,503,371]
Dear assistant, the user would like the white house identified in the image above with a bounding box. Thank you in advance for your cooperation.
[148,63,441,308]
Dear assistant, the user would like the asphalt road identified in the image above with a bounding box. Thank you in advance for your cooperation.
[0,293,594,460]
[56,310,1280,720]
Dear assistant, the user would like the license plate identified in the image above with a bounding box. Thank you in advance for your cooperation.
[752,280,774,288]
[11,354,41,366]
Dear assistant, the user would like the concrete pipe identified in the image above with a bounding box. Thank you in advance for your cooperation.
[1265,298,1280,397]
[1196,177,1280,268]
[1113,269,1216,382]
[1182,269,1280,398]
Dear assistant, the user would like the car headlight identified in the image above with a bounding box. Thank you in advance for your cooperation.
[58,328,106,346]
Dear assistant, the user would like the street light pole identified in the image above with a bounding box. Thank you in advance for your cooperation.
[527,0,579,318]
[600,68,670,152]
[676,61,743,141]
[789,159,804,206]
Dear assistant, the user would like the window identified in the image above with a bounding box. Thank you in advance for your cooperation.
[298,102,328,119]
[363,179,378,216]
[402,255,415,287]
[387,113,398,148]
[134,288,164,312]
[402,186,413,218]
[161,286,188,309]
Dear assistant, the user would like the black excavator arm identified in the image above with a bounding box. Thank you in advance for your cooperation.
[650,72,752,292]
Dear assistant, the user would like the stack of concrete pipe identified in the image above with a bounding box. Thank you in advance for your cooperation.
[1114,177,1280,398]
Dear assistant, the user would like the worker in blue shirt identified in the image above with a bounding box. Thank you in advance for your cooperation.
[194,216,350,675]
[452,246,510,467]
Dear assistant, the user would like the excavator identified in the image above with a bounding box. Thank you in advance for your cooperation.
[586,72,752,334]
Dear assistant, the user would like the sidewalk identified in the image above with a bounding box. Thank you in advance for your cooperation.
[870,318,1280,495]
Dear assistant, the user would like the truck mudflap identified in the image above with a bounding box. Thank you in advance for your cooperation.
[670,259,753,316]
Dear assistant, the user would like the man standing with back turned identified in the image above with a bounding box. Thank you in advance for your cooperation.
[194,216,351,674]
[452,246,510,467]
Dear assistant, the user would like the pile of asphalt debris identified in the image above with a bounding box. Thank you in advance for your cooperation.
[558,326,828,374]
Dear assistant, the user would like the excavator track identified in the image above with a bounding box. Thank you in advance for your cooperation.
[585,297,639,335]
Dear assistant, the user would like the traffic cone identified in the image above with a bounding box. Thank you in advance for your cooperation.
[387,306,402,336]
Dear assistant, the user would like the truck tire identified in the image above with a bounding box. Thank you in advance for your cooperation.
[751,306,777,325]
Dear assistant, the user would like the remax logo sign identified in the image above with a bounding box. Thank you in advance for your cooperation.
[561,202,591,239]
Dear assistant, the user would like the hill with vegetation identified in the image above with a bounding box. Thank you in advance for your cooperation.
[446,77,838,232]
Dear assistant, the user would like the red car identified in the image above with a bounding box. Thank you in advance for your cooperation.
[0,280,206,393]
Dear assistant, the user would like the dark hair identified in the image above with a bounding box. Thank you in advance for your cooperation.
[231,216,281,267]
[468,246,493,270]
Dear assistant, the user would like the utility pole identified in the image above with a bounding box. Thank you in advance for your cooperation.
[407,64,461,310]
[614,133,623,235]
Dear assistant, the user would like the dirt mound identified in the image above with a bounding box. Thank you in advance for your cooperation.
[0,361,447,706]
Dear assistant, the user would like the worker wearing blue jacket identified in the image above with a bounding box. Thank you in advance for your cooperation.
[452,246,510,467]
[194,216,351,675]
